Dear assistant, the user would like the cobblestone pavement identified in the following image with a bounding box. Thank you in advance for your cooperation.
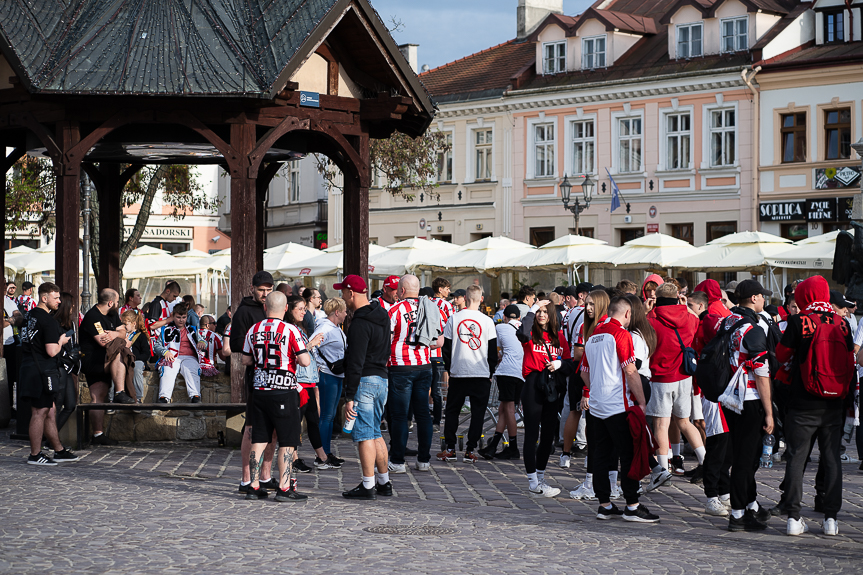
[1,428,862,574]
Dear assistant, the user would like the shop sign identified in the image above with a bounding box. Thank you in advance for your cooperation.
[838,197,854,221]
[124,226,192,240]
[759,201,804,222]
[646,223,659,233]
[815,166,861,190]
[806,198,836,221]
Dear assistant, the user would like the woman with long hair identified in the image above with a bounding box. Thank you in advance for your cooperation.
[516,298,573,498]
[52,292,78,432]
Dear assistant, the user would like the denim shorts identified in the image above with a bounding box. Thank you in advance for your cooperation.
[353,375,388,442]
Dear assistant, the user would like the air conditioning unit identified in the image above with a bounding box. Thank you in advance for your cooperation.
[624,215,633,224]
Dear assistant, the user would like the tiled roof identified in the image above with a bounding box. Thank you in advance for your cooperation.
[419,40,536,101]
[760,40,863,68]
[597,10,660,34]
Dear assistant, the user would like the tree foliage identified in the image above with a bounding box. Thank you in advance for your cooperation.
[4,156,57,240]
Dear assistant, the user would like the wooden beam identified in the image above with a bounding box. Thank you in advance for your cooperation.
[100,164,122,291]
[54,121,81,316]
[342,134,370,282]
[255,162,282,271]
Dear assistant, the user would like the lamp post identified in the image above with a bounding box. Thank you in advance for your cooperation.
[560,173,595,236]
[81,174,92,312]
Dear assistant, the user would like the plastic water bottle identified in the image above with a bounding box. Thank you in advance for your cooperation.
[760,434,775,469]
[342,416,355,434]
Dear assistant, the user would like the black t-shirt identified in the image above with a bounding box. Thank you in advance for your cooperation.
[80,306,120,371]
[147,296,169,322]
[21,307,62,364]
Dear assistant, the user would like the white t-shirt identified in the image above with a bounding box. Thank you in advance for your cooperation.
[562,306,586,348]
[494,320,524,380]
[631,330,652,380]
[443,308,497,379]
[3,296,18,345]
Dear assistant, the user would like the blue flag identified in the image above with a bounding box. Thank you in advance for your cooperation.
[607,168,621,213]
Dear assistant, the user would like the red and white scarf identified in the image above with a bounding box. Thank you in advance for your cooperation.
[804,301,833,314]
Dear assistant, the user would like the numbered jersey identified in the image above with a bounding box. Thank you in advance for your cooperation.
[242,318,306,391]
[388,298,430,367]
[430,297,453,359]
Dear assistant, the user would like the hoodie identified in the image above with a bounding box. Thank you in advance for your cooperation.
[694,279,732,348]
[648,299,699,383]
[641,274,664,301]
[343,300,391,401]
[229,295,266,353]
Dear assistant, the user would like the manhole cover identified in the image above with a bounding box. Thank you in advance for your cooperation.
[363,526,458,536]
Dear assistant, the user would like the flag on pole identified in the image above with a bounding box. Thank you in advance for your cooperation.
[607,168,621,212]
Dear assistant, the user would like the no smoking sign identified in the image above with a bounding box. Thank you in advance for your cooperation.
[457,319,483,350]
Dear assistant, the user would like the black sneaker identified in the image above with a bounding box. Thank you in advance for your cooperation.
[190,395,202,404]
[259,478,279,490]
[90,434,118,446]
[753,505,771,524]
[244,486,269,500]
[623,504,660,523]
[27,452,57,466]
[113,390,135,405]
[157,397,169,404]
[53,449,79,463]
[327,453,345,465]
[728,509,767,532]
[293,459,312,473]
[275,487,308,502]
[687,465,704,485]
[495,445,520,460]
[375,481,393,496]
[596,503,624,520]
[571,446,588,459]
[477,444,498,460]
[670,455,685,476]
[343,483,376,500]
[238,483,251,494]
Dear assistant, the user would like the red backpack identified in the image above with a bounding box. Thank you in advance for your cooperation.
[799,311,854,399]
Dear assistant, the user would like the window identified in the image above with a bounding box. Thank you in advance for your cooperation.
[529,227,556,247]
[286,161,300,203]
[582,36,606,69]
[670,223,694,244]
[578,227,595,238]
[824,222,851,233]
[534,123,555,178]
[825,11,844,43]
[825,109,851,160]
[372,168,383,188]
[436,133,453,182]
[781,223,808,241]
[710,109,736,167]
[721,17,747,53]
[543,41,566,74]
[571,120,595,175]
[780,112,807,163]
[620,228,644,245]
[666,113,691,170]
[475,129,493,180]
[618,117,642,173]
[707,221,737,242]
[677,23,703,58]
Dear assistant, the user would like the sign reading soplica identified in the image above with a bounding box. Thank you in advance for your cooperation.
[759,201,803,221]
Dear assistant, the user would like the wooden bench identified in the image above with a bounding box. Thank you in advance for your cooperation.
[76,402,246,449]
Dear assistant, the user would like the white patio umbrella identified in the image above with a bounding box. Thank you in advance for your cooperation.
[196,247,232,272]
[264,242,321,278]
[4,245,36,273]
[19,244,91,276]
[368,237,462,277]
[421,236,536,274]
[605,233,702,270]
[517,235,618,270]
[122,246,209,279]
[765,230,839,271]
[279,243,388,277]
[672,231,793,272]
[173,248,211,259]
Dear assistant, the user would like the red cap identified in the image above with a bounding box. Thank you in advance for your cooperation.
[333,274,367,294]
[384,275,400,290]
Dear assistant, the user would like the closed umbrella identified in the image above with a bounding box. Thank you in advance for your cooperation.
[606,233,701,270]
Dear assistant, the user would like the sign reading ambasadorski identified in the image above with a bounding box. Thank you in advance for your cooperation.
[123,227,192,240]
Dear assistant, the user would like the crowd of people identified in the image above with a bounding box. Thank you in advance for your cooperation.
[5,268,860,535]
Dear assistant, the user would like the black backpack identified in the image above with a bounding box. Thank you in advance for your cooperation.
[697,317,755,402]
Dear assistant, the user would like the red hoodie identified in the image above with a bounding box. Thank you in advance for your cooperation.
[694,279,732,351]
[648,301,699,383]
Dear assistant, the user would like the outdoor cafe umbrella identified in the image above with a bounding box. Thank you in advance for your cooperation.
[672,231,793,272]
[765,230,839,271]
[419,236,536,274]
[368,237,462,277]
[605,233,701,270]
[517,234,618,270]
[121,246,209,279]
[263,242,322,278]
[279,243,389,277]
[4,245,36,273]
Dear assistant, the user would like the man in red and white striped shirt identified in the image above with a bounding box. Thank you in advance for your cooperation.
[16,282,36,312]
[429,277,453,427]
[375,275,400,313]
[386,274,442,473]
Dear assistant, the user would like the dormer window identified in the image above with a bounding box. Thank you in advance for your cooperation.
[721,17,748,53]
[582,36,606,69]
[824,11,845,43]
[543,41,566,74]
[676,23,702,58]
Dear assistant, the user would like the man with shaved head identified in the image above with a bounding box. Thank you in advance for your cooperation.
[385,274,442,473]
[241,290,312,502]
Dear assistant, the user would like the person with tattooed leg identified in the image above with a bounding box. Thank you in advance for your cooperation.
[242,291,311,502]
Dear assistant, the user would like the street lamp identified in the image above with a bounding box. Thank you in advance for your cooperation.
[560,173,594,236]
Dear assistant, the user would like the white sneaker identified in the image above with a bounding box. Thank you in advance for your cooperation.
[559,454,571,468]
[787,517,809,536]
[569,482,596,500]
[610,484,622,500]
[415,461,430,472]
[822,518,839,536]
[644,469,672,492]
[840,453,859,463]
[387,462,407,474]
[705,498,729,516]
[529,482,560,498]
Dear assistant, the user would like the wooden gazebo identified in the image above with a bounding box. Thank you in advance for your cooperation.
[0,0,433,396]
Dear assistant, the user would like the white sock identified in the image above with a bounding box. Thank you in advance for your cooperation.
[658,453,669,470]
[375,471,390,485]
[609,470,618,485]
[731,509,744,519]
[746,501,759,512]
[527,472,539,490]
[240,480,251,486]
[362,476,375,489]
[536,469,545,483]
[602,503,612,510]
[720,493,730,502]
[260,475,272,482]
[627,504,639,511]
[671,443,681,457]
[93,431,103,437]
[585,472,593,489]
[694,446,706,465]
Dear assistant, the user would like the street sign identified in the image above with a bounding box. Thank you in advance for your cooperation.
[300,91,320,108]
[647,223,659,233]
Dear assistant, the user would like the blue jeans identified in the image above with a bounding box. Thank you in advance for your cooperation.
[388,367,433,464]
[353,376,388,442]
[318,372,343,453]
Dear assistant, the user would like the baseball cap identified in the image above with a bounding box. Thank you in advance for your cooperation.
[575,282,594,295]
[552,286,566,296]
[384,275,400,290]
[419,286,434,298]
[21,281,34,290]
[333,274,367,293]
[764,304,780,317]
[829,290,854,309]
[735,279,772,300]
[370,290,383,299]
[452,289,466,298]
[252,271,274,287]
[503,304,521,319]
[563,285,579,298]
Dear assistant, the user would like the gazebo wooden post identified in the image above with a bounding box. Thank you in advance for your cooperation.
[54,121,81,312]
[255,162,282,272]
[100,163,123,292]
[342,134,370,282]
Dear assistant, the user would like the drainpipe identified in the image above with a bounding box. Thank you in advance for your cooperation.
[742,66,761,232]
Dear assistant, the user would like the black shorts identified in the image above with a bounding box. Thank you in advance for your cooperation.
[496,375,525,403]
[568,373,585,405]
[30,391,56,409]
[249,391,301,447]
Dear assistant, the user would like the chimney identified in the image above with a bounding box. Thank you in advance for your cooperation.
[517,0,564,39]
[399,44,419,73]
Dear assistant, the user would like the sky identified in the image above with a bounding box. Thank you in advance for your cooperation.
[370,0,596,71]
